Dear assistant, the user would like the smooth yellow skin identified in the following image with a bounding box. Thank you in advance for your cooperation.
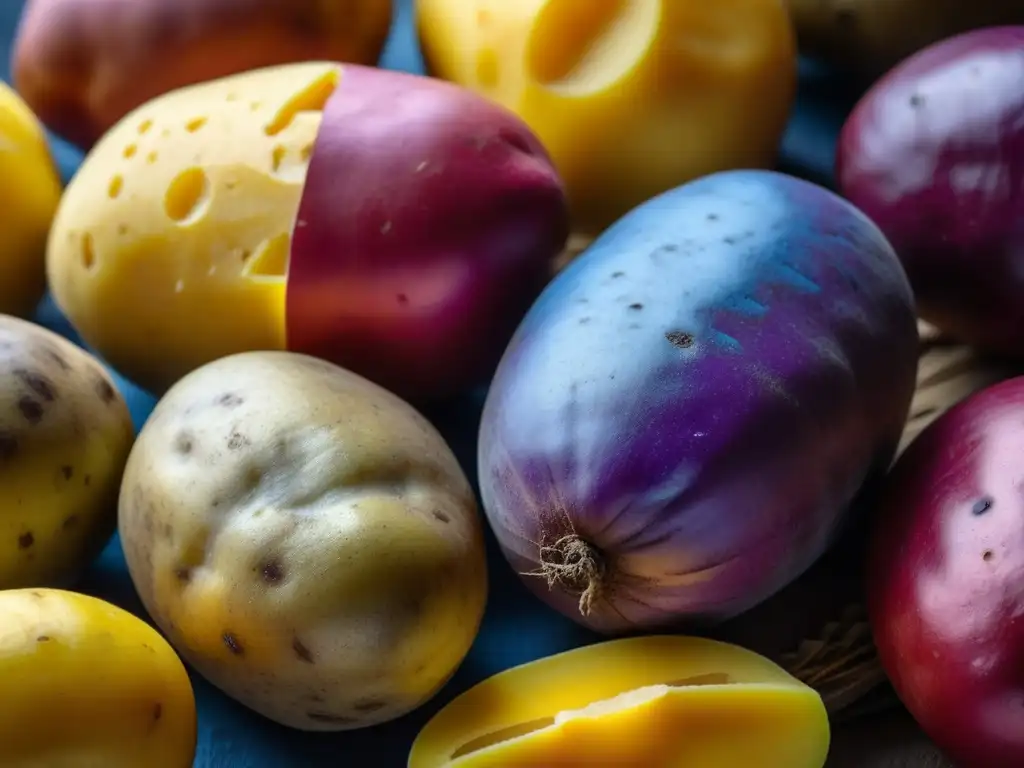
[0,315,134,589]
[119,351,489,731]
[47,62,343,395]
[0,588,197,767]
[409,635,830,768]
[417,0,798,234]
[0,82,62,317]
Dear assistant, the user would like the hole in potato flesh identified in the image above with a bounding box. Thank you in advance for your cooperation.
[164,168,211,224]
[263,70,339,137]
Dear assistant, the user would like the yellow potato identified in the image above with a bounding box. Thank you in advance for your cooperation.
[410,636,830,768]
[417,0,797,234]
[46,62,335,394]
[0,315,134,589]
[0,82,62,317]
[0,588,196,767]
[119,351,488,731]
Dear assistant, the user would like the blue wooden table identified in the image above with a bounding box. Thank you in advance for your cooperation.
[1,3,884,765]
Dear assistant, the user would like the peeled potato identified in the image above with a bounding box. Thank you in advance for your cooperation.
[0,82,62,318]
[409,635,830,767]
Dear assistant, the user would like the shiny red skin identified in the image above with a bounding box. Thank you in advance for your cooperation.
[837,26,1024,357]
[287,65,569,401]
[867,376,1024,767]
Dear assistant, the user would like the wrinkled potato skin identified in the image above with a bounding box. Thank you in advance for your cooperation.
[12,0,394,148]
[119,351,488,731]
[0,315,134,590]
[786,0,1024,80]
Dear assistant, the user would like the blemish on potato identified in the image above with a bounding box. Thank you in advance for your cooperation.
[983,550,995,562]
[15,370,57,401]
[227,431,250,450]
[292,637,315,664]
[222,632,245,656]
[84,474,92,487]
[45,348,70,370]
[96,377,117,404]
[666,331,695,349]
[174,567,192,583]
[396,293,409,305]
[909,93,924,108]
[353,698,387,713]
[175,433,194,455]
[433,510,451,523]
[306,712,356,725]
[972,497,993,516]
[36,635,51,643]
[17,396,44,424]
[0,431,23,458]
[18,532,34,549]
[152,702,163,722]
[80,233,96,270]
[260,560,284,584]
[628,303,643,311]
[217,392,244,408]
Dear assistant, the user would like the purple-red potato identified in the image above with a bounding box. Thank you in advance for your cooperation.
[46,62,569,399]
[288,64,569,401]
[11,0,394,149]
[478,169,919,635]
[837,26,1024,357]
[867,376,1024,767]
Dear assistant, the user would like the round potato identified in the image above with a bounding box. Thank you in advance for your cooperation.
[785,0,1024,81]
[118,351,489,731]
[0,588,196,767]
[12,0,394,149]
[0,82,62,318]
[0,315,134,589]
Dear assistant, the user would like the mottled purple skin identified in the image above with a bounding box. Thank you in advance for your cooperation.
[837,26,1024,357]
[478,169,919,635]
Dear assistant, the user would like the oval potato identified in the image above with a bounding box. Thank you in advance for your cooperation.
[118,351,488,730]
[0,588,196,767]
[0,315,134,590]
[12,0,393,149]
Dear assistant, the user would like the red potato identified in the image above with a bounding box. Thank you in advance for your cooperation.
[12,0,394,149]
[867,376,1024,767]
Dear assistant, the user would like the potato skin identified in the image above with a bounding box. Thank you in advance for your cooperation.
[119,351,488,731]
[12,0,393,148]
[0,588,197,767]
[785,0,1024,81]
[0,82,62,318]
[0,315,134,590]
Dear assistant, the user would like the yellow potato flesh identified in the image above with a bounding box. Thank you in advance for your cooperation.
[46,62,342,394]
[409,635,830,768]
[416,0,797,234]
[0,588,196,767]
[0,82,62,317]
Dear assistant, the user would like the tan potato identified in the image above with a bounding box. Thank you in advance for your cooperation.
[0,315,134,589]
[118,351,488,731]
[785,0,1024,80]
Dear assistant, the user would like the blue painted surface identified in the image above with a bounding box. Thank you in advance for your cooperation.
[0,2,863,765]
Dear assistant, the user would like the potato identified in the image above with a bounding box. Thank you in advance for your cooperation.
[0,588,196,767]
[118,351,489,731]
[0,315,134,589]
[416,0,797,234]
[46,62,568,399]
[0,82,62,318]
[785,0,1024,81]
[11,0,393,149]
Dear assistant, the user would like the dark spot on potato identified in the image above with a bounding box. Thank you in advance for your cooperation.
[161,523,173,540]
[723,236,737,245]
[396,293,409,305]
[30,591,43,599]
[62,515,79,530]
[666,331,695,349]
[353,698,387,713]
[611,271,624,278]
[152,702,163,721]
[972,497,993,516]
[217,393,244,408]
[18,397,44,424]
[706,213,718,222]
[292,638,315,664]
[61,465,73,480]
[579,317,591,325]
[261,560,284,584]
[174,567,192,583]
[628,303,643,311]
[45,349,70,370]
[306,712,357,725]
[175,433,194,454]
[37,635,50,642]
[433,510,451,524]
[0,432,16,461]
[96,378,117,404]
[84,474,91,487]
[909,94,924,108]
[18,532,34,549]
[223,632,244,655]
[227,431,250,450]
[211,498,220,508]
[15,370,56,401]
[983,550,995,562]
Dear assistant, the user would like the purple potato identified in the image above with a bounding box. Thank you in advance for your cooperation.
[837,26,1024,356]
[478,169,919,634]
